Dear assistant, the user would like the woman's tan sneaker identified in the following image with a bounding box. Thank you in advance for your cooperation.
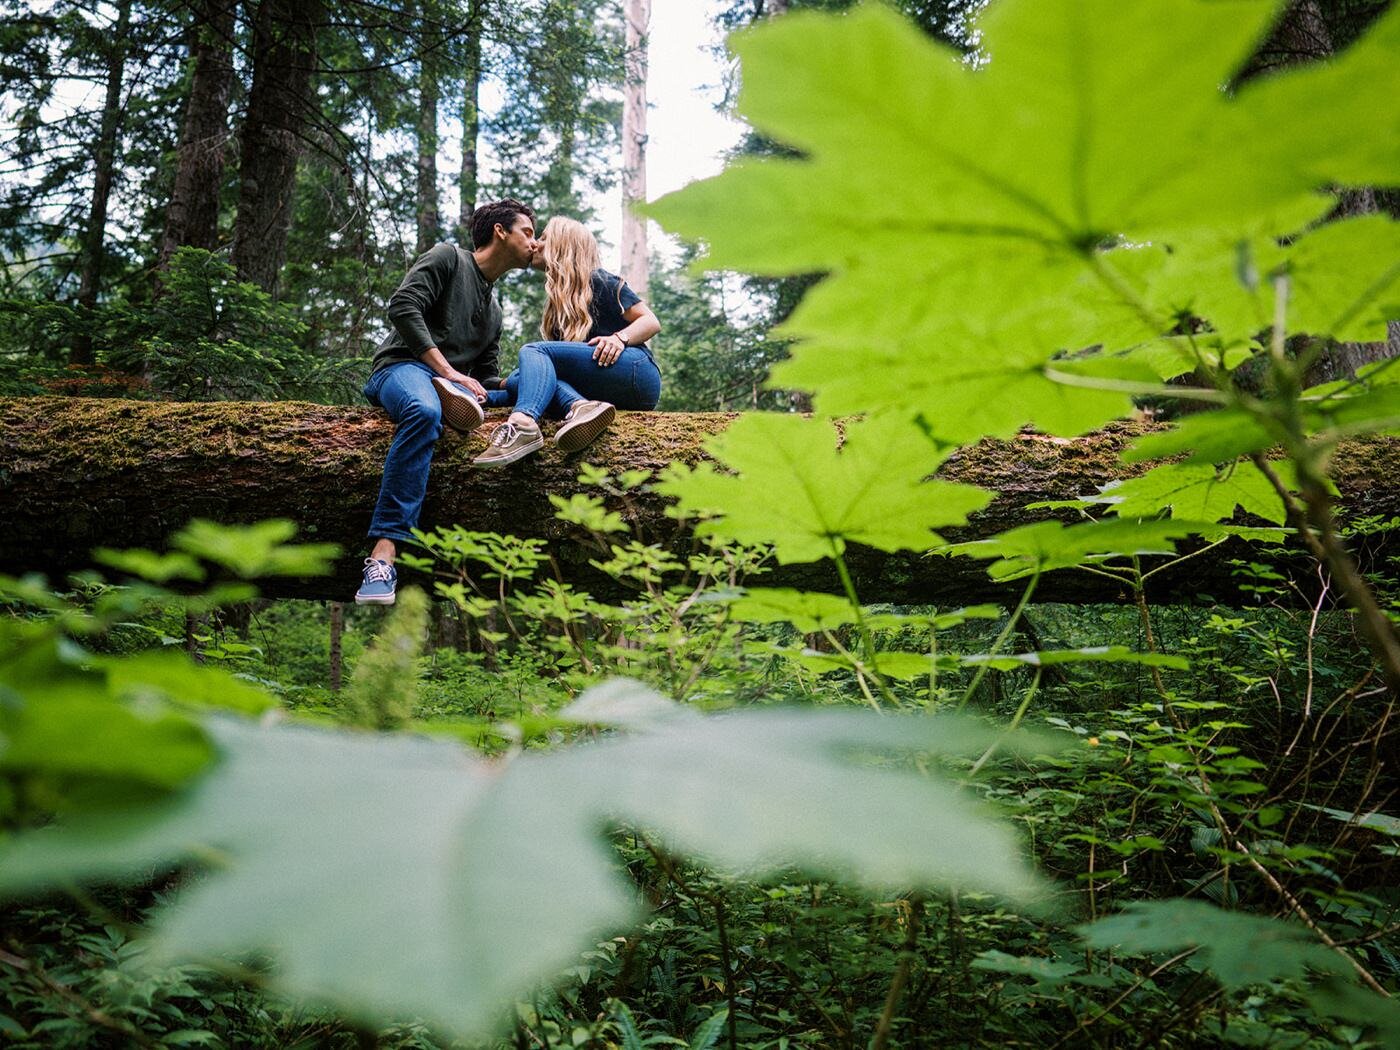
[432,376,486,434]
[553,400,616,453]
[473,416,544,466]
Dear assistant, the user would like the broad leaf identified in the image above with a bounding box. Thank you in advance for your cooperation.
[962,647,1189,671]
[649,0,1397,437]
[0,623,214,798]
[169,519,339,578]
[1079,900,1343,989]
[728,588,858,633]
[658,413,989,564]
[1102,461,1297,524]
[0,684,1051,1035]
[1124,410,1275,466]
[947,519,1198,580]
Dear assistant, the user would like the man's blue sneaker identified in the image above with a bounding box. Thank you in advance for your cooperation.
[355,558,397,605]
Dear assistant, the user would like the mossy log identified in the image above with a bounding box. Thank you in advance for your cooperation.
[2,396,1398,607]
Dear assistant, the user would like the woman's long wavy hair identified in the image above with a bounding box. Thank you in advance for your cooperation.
[539,216,601,342]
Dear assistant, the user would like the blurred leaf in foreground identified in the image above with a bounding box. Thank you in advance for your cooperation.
[0,681,1053,1035]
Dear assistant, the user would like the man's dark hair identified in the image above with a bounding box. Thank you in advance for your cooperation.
[469,199,536,249]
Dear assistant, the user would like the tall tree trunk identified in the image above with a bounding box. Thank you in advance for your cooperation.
[415,6,441,255]
[157,0,236,278]
[621,0,649,297]
[71,0,132,366]
[457,0,483,240]
[231,0,322,294]
[328,601,344,692]
[1240,0,1332,79]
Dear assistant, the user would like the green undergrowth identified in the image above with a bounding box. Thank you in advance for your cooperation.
[5,0,1400,1045]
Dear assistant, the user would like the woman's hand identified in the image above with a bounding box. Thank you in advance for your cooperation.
[589,333,626,367]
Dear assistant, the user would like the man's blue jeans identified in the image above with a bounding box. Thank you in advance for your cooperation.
[362,361,452,543]
[484,341,662,421]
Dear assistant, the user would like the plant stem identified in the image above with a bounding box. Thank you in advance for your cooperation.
[968,668,1043,776]
[869,895,924,1050]
[958,571,1039,710]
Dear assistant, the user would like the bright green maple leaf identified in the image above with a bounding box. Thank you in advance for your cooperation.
[658,413,990,564]
[0,686,1051,1035]
[1103,461,1299,524]
[728,587,858,632]
[1144,213,1400,348]
[648,0,1399,438]
[947,519,1199,580]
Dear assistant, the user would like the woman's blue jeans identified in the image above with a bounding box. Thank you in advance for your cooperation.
[484,341,661,421]
[362,361,449,544]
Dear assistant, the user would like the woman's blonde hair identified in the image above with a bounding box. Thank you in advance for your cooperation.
[539,216,601,342]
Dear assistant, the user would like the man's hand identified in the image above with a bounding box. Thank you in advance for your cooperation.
[443,370,488,401]
[589,334,626,367]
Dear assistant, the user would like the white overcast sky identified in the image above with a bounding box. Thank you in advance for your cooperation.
[596,0,747,266]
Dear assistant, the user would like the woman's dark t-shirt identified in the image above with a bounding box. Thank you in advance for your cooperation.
[586,269,648,352]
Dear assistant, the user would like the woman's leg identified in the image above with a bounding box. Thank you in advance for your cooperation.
[510,343,563,422]
[550,346,661,410]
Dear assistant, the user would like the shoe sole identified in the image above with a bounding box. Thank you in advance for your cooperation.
[554,403,616,453]
[432,377,485,433]
[474,434,544,467]
[354,592,396,606]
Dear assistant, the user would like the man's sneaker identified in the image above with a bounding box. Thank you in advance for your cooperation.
[355,558,397,605]
[473,416,544,467]
[432,376,485,434]
[553,400,616,453]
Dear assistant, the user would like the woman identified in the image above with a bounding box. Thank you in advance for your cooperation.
[475,216,662,466]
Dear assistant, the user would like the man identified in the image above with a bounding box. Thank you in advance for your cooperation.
[355,199,538,605]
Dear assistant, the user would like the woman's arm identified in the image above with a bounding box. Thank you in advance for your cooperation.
[617,302,660,346]
[590,303,662,366]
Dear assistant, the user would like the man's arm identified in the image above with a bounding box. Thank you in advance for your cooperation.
[386,243,455,355]
[387,244,488,399]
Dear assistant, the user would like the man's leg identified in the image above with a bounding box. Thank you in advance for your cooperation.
[359,362,443,601]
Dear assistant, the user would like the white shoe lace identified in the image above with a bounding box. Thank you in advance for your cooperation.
[362,558,393,583]
[490,421,519,447]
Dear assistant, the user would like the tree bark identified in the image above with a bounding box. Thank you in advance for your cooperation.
[71,0,132,366]
[415,2,441,256]
[456,0,483,239]
[621,0,650,297]
[231,0,322,294]
[328,600,343,691]
[1237,0,1400,386]
[5,397,1400,607]
[157,0,237,277]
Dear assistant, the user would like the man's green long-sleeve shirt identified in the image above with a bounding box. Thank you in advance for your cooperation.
[370,242,504,383]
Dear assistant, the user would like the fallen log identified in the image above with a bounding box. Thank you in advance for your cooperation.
[2,396,1398,606]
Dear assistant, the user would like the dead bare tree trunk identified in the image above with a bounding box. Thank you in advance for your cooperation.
[71,0,132,366]
[157,0,237,276]
[621,0,650,297]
